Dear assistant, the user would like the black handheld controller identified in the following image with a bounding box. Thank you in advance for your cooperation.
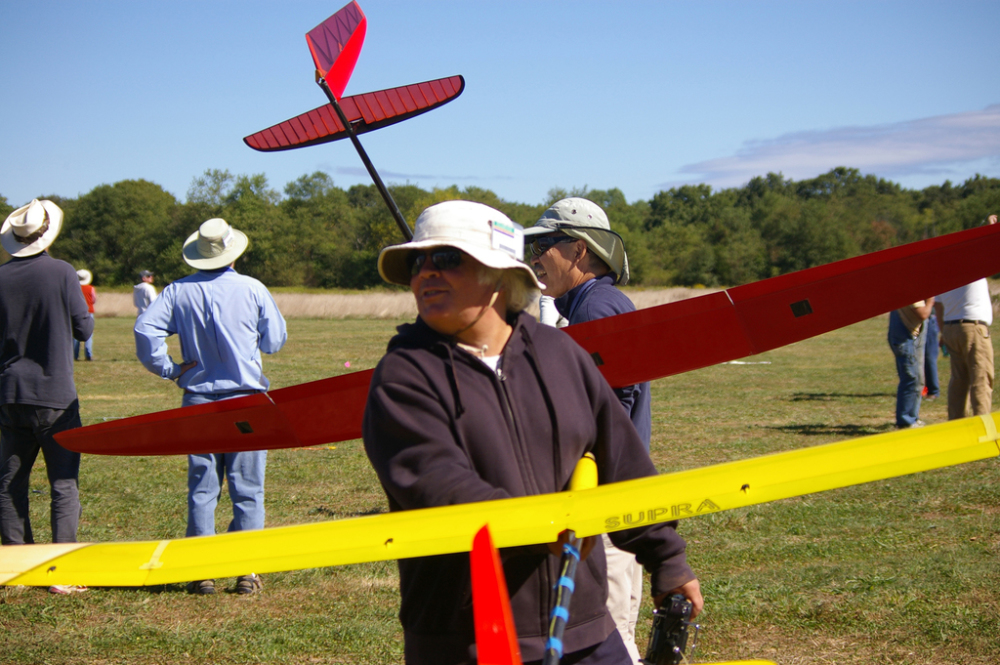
[641,594,693,665]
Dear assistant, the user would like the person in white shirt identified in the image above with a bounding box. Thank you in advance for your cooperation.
[133,270,157,315]
[934,276,994,419]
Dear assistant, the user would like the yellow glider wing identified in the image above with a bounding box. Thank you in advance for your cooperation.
[3,413,998,587]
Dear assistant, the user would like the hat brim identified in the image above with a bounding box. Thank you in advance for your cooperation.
[77,270,93,285]
[522,222,564,238]
[379,238,543,290]
[182,229,249,270]
[1,201,63,258]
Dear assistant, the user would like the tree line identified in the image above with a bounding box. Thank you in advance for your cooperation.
[2,167,999,289]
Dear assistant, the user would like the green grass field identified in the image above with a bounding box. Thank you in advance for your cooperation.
[2,315,998,664]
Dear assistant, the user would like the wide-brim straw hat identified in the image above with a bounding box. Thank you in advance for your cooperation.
[1,199,64,258]
[378,200,543,290]
[524,197,630,286]
[182,218,249,270]
[76,269,93,285]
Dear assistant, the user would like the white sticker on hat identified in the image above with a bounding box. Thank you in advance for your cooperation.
[490,219,525,259]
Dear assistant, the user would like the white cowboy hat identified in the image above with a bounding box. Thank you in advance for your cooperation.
[525,197,630,286]
[76,269,93,285]
[182,218,249,270]
[378,200,543,290]
[1,199,64,258]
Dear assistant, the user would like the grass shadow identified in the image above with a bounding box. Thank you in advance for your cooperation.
[790,392,893,401]
[765,422,896,437]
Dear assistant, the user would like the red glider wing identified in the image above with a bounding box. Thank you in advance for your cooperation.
[565,222,1000,386]
[306,1,367,100]
[243,76,465,152]
[57,223,1000,456]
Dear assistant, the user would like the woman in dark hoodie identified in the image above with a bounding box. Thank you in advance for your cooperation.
[362,200,701,665]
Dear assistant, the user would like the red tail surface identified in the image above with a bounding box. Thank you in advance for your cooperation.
[244,76,465,152]
[471,525,523,665]
[306,1,366,99]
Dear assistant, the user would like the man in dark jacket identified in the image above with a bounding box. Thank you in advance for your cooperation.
[527,198,651,661]
[0,200,93,594]
[363,200,701,665]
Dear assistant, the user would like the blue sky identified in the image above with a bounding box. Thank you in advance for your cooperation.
[2,0,998,208]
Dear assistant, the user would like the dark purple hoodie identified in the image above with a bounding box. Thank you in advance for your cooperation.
[363,312,694,665]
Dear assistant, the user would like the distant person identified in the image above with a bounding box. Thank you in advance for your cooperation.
[74,269,97,361]
[923,313,940,400]
[934,213,997,419]
[135,218,287,596]
[887,299,934,428]
[133,270,157,315]
[0,199,93,595]
[526,197,649,662]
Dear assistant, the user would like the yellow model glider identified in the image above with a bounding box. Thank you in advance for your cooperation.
[2,413,997,588]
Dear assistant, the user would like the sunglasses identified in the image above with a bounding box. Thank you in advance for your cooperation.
[407,249,464,277]
[529,234,577,257]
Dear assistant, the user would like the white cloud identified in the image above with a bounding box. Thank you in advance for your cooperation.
[672,104,1000,190]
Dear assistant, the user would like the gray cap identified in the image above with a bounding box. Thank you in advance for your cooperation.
[139,270,154,278]
[525,197,629,285]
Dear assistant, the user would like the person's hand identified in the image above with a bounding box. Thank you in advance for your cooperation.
[987,214,998,225]
[175,360,197,383]
[654,578,704,619]
[547,530,598,560]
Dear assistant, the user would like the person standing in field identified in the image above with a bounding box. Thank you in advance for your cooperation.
[933,213,998,419]
[526,197,649,663]
[363,200,701,665]
[134,217,287,596]
[133,270,157,316]
[74,269,97,361]
[0,199,93,595]
[887,299,934,429]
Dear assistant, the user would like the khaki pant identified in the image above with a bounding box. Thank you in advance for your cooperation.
[602,534,643,664]
[941,321,995,419]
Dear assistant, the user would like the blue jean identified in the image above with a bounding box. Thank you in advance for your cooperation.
[182,392,266,537]
[73,313,94,360]
[924,314,940,397]
[888,311,927,427]
[0,401,82,544]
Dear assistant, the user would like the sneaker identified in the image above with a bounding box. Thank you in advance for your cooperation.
[49,585,88,595]
[235,574,263,595]
[186,579,216,595]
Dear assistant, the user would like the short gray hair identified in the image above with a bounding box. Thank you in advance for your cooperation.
[475,263,540,315]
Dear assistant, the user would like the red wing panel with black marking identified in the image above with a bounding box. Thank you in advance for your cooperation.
[56,224,1000,456]
[566,222,1000,387]
[243,76,465,152]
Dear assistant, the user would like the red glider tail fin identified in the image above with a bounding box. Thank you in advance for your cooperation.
[471,525,523,665]
[306,1,367,100]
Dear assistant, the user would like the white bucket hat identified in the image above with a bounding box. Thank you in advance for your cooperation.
[525,197,630,286]
[182,218,249,270]
[1,199,64,258]
[76,269,93,285]
[378,200,543,290]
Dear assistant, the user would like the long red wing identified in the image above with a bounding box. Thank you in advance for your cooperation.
[306,1,367,100]
[243,76,465,152]
[56,223,1000,456]
[566,222,1000,386]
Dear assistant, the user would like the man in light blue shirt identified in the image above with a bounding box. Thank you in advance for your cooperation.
[135,217,287,596]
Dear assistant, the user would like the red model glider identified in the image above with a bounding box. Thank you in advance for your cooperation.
[57,221,1000,455]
